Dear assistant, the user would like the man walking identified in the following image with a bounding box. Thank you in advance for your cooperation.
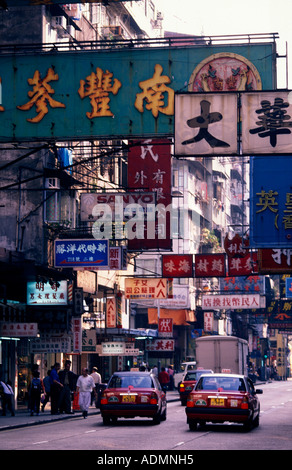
[58,360,77,414]
[76,368,96,418]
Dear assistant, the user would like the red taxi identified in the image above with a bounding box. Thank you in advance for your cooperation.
[179,369,213,406]
[100,371,167,425]
[186,373,263,431]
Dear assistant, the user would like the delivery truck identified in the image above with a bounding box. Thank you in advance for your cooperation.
[194,335,248,375]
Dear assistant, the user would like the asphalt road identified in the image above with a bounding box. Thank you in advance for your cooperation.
[0,380,291,452]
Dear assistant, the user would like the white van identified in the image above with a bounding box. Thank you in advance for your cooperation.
[174,361,197,388]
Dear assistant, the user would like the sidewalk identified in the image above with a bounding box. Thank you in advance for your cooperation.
[0,390,180,432]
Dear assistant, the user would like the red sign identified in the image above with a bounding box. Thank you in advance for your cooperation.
[158,318,173,337]
[127,139,172,250]
[258,249,292,273]
[145,339,175,352]
[194,254,226,277]
[162,254,193,277]
[106,297,116,328]
[227,251,258,276]
[224,234,249,258]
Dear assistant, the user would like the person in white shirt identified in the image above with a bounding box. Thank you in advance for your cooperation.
[90,367,102,406]
[76,368,96,418]
[0,380,15,416]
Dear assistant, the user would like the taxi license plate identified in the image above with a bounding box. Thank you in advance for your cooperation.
[122,395,136,403]
[210,398,225,406]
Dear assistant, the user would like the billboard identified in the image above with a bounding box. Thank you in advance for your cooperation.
[0,44,274,142]
[250,156,292,248]
[54,239,109,267]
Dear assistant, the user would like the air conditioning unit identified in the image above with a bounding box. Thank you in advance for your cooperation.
[156,11,164,20]
[52,16,67,30]
[45,178,60,189]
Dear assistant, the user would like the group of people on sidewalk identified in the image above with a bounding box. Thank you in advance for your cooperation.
[1,361,102,419]
[44,361,102,419]
[151,365,175,393]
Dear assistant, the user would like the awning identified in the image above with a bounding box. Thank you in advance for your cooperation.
[148,308,196,326]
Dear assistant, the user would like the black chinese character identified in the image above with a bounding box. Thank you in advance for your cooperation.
[249,97,292,147]
[182,100,230,148]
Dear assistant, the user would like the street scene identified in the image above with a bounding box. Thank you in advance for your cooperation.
[0,0,292,457]
[0,380,291,451]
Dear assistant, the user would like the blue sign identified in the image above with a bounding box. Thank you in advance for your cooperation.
[250,156,292,248]
[219,276,265,294]
[286,278,292,298]
[54,239,109,267]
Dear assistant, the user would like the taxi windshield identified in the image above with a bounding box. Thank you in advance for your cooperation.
[196,376,246,392]
[108,375,153,389]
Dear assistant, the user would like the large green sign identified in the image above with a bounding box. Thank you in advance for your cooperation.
[0,42,275,142]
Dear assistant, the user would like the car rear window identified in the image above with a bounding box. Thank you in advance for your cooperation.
[196,377,246,392]
[108,375,153,388]
[184,370,212,381]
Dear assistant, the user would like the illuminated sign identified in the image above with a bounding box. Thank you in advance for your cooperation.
[27,280,68,305]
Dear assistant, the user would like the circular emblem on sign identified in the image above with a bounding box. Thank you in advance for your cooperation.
[189,53,262,92]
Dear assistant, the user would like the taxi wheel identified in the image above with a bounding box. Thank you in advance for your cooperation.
[181,399,187,406]
[188,419,198,431]
[102,416,111,425]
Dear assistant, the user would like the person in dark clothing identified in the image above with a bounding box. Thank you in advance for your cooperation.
[58,360,77,414]
[29,371,44,416]
[50,362,62,414]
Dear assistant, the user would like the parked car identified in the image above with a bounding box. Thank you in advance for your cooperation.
[100,371,167,425]
[174,361,197,388]
[186,373,263,431]
[179,369,213,405]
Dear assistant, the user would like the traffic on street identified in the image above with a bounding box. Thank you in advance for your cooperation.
[0,379,291,451]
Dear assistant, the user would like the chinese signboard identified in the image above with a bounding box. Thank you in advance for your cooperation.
[258,249,292,273]
[128,139,172,250]
[27,280,68,305]
[72,317,82,353]
[55,239,109,267]
[145,339,175,352]
[194,253,226,277]
[201,294,262,310]
[175,93,238,155]
[267,300,292,329]
[0,322,38,337]
[204,312,214,332]
[0,44,274,142]
[82,329,96,352]
[106,297,116,328]
[241,92,292,154]
[158,318,173,338]
[219,276,265,294]
[250,156,292,248]
[101,342,125,356]
[162,254,193,277]
[227,251,258,276]
[125,278,171,299]
[31,336,71,354]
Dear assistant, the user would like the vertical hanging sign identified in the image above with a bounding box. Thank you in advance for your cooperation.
[106,297,116,328]
[127,139,172,250]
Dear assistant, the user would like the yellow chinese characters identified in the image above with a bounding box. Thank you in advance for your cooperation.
[78,67,122,119]
[17,68,65,123]
[135,64,174,118]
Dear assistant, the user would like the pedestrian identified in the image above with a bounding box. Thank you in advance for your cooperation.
[90,367,101,406]
[50,362,63,415]
[158,367,170,393]
[76,368,96,418]
[29,371,44,416]
[168,365,174,390]
[41,370,51,412]
[58,360,77,414]
[0,379,15,416]
[152,365,158,376]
